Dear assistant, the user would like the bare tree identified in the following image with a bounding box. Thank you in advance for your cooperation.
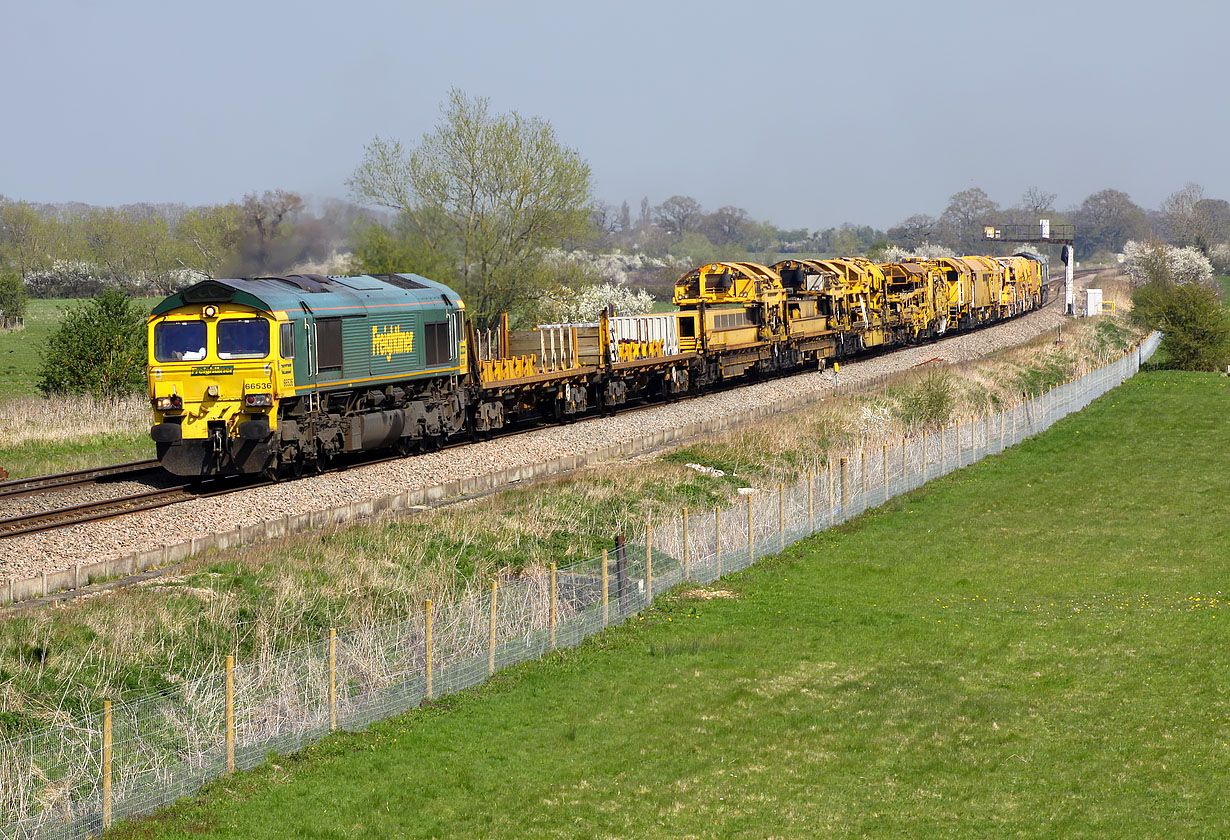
[1020,187,1057,216]
[241,190,304,272]
[654,195,703,237]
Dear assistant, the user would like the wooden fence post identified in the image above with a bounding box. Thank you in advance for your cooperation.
[425,599,433,700]
[940,424,946,472]
[489,580,498,675]
[601,550,609,626]
[549,563,557,649]
[860,450,866,501]
[839,458,848,512]
[102,699,112,829]
[328,630,336,732]
[901,436,907,484]
[682,508,691,581]
[226,654,236,770]
[921,431,927,481]
[715,506,723,577]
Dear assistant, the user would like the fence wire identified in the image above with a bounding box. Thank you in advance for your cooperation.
[0,334,1159,839]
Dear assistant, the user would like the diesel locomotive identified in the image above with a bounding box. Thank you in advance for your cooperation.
[147,252,1046,478]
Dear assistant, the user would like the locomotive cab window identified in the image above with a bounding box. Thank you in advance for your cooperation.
[154,321,207,362]
[316,318,343,370]
[280,322,295,359]
[217,319,270,359]
[425,321,450,366]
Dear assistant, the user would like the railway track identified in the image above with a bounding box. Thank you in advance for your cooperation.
[0,479,250,538]
[2,274,1097,541]
[0,459,163,501]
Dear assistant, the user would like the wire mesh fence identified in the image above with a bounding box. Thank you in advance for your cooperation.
[0,333,1159,839]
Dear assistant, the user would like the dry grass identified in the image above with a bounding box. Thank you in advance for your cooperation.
[0,393,149,447]
[0,314,1145,736]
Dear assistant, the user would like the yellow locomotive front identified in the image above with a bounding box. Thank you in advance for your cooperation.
[148,301,284,477]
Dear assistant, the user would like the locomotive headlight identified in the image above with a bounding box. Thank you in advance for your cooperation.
[244,393,273,407]
[203,305,218,318]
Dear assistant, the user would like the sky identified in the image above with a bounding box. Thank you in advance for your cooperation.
[2,0,1226,231]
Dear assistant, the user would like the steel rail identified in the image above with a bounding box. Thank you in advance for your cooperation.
[0,459,163,501]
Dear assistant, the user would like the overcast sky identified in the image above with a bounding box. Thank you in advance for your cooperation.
[2,0,1224,230]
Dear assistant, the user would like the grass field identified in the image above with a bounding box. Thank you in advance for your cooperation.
[0,297,158,476]
[109,369,1230,838]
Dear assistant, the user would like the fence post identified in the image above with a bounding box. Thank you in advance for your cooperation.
[549,563,557,649]
[746,495,754,564]
[839,457,848,513]
[102,699,112,830]
[778,484,785,551]
[226,654,236,770]
[489,580,498,675]
[601,550,609,626]
[425,599,433,700]
[985,413,991,455]
[940,425,946,472]
[715,506,723,577]
[328,630,336,731]
[682,508,691,581]
[808,472,815,532]
[955,417,961,465]
[921,431,928,482]
[645,513,653,604]
[901,437,907,486]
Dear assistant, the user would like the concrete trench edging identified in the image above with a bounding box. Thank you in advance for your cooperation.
[8,323,1132,612]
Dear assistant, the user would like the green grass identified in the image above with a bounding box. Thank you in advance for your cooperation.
[0,430,153,479]
[111,370,1230,838]
[0,297,159,397]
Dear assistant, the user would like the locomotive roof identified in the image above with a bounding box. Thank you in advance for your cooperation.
[150,273,462,317]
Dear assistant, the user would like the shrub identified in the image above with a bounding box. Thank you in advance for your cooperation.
[37,290,147,397]
[0,273,27,321]
[1131,282,1230,371]
[896,370,954,430]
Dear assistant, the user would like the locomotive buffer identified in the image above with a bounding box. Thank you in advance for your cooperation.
[982,221,1077,315]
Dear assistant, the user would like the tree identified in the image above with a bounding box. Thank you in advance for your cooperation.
[0,273,27,322]
[37,290,147,397]
[654,195,703,237]
[240,190,304,273]
[887,214,939,250]
[703,205,751,246]
[1125,240,1228,371]
[617,201,631,234]
[1160,183,1230,253]
[939,188,999,253]
[1073,189,1149,256]
[0,199,56,280]
[1020,187,1057,216]
[349,89,593,327]
[175,204,243,278]
[1122,240,1213,288]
